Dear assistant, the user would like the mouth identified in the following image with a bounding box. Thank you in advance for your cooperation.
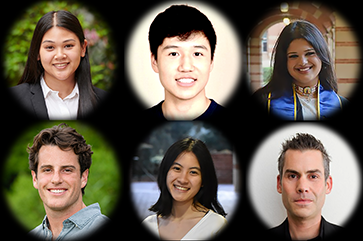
[175,78,196,86]
[173,184,190,191]
[295,66,313,73]
[48,188,67,195]
[294,199,313,205]
[53,62,69,69]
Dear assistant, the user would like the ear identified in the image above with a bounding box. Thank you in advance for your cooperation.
[31,170,38,189]
[81,169,89,188]
[209,59,214,73]
[325,175,333,194]
[151,53,159,73]
[81,39,88,57]
[277,175,282,194]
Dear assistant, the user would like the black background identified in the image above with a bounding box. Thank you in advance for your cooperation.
[1,0,362,240]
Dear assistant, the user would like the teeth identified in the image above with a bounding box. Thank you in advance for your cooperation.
[54,63,67,67]
[298,67,311,72]
[177,78,194,83]
[175,185,188,191]
[50,189,65,193]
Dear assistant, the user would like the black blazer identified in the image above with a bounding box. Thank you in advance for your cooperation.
[10,82,107,119]
[267,216,344,240]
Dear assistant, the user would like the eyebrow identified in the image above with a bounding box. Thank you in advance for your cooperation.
[39,164,77,170]
[173,162,201,171]
[162,45,208,51]
[287,48,315,55]
[42,39,76,44]
[284,169,322,175]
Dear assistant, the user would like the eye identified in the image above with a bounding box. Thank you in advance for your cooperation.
[63,168,73,173]
[65,44,74,49]
[190,170,200,175]
[45,46,54,51]
[288,174,298,179]
[288,54,298,59]
[168,52,179,57]
[310,174,319,179]
[306,51,316,56]
[172,166,181,171]
[194,52,203,57]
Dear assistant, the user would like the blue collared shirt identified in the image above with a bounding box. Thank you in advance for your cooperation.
[29,203,109,240]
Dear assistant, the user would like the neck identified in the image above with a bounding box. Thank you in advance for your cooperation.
[43,73,76,99]
[170,200,206,221]
[287,214,321,240]
[294,78,319,88]
[45,201,86,239]
[162,92,210,120]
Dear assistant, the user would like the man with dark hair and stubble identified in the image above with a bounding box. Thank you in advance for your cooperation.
[269,133,343,240]
[28,123,109,240]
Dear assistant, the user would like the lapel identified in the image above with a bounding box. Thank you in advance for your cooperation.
[29,82,49,119]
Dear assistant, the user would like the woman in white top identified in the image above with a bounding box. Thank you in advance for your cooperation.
[142,137,227,240]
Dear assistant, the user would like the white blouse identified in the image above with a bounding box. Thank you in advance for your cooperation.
[142,210,227,240]
[40,76,79,120]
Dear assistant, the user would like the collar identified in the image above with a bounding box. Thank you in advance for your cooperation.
[40,76,79,100]
[41,203,102,230]
[284,217,324,240]
[268,81,342,120]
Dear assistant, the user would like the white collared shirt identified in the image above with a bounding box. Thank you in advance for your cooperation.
[40,77,79,120]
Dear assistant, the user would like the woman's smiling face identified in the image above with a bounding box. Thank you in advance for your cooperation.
[166,152,202,204]
[287,38,322,87]
[38,26,87,84]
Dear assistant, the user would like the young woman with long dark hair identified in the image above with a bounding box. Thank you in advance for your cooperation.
[254,20,348,120]
[142,137,227,240]
[10,10,106,119]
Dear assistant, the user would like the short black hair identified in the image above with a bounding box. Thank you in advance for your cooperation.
[148,5,217,60]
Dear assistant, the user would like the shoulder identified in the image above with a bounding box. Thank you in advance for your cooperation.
[321,217,344,239]
[141,215,159,237]
[143,101,166,121]
[92,86,108,101]
[338,95,349,108]
[10,83,32,97]
[29,223,43,235]
[196,99,228,120]
[142,214,158,225]
[201,210,227,230]
[265,218,288,239]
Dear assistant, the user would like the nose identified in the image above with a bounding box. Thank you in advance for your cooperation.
[296,177,309,193]
[178,55,194,72]
[54,48,66,60]
[299,55,308,65]
[177,171,189,185]
[51,171,63,184]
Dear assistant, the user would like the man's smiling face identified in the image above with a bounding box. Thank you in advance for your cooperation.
[151,32,214,102]
[32,145,88,213]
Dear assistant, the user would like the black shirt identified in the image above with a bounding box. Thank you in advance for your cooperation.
[143,99,227,121]
[267,216,344,240]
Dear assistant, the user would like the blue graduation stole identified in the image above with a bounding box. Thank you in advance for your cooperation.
[268,82,342,120]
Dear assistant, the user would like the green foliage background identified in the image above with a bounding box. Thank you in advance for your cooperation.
[2,121,121,231]
[3,0,116,90]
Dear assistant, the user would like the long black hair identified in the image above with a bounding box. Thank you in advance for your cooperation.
[149,137,227,217]
[256,20,337,98]
[18,10,98,118]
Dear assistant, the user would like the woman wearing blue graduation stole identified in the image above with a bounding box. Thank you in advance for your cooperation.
[254,20,348,120]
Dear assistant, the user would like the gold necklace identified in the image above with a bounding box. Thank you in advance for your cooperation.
[294,83,318,101]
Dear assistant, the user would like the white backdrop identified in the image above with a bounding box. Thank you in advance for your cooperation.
[247,123,361,228]
[125,1,242,108]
